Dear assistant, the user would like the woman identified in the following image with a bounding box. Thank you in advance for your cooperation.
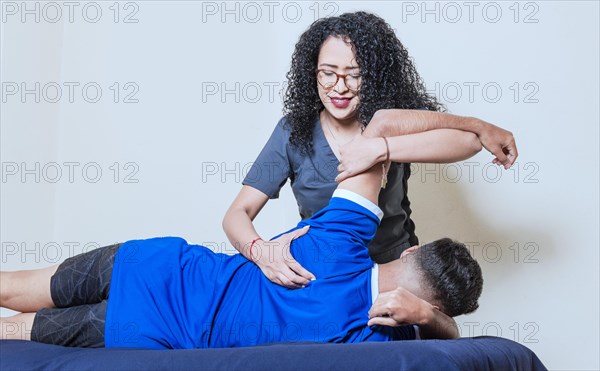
[223,11,517,288]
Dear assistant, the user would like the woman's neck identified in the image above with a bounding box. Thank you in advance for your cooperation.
[320,110,361,132]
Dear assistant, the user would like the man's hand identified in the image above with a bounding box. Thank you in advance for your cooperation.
[475,119,518,169]
[362,109,519,170]
[336,135,386,183]
[367,287,434,327]
[252,226,315,289]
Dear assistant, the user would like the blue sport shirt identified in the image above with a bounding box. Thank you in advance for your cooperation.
[104,190,415,349]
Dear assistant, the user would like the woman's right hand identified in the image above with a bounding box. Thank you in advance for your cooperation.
[252,226,315,288]
[223,185,315,289]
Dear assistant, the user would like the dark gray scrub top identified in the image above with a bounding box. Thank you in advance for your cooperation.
[242,116,418,263]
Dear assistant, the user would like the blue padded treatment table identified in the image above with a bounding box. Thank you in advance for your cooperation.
[1,336,547,370]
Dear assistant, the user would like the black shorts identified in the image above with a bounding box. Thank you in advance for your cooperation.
[30,243,121,348]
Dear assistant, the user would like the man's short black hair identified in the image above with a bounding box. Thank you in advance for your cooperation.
[414,238,483,317]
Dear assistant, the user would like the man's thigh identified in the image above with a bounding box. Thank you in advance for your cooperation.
[50,243,121,308]
[31,300,108,347]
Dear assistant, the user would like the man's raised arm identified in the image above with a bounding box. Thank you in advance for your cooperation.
[368,109,517,168]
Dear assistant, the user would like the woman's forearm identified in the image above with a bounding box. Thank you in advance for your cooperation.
[222,185,314,286]
[222,186,269,259]
[222,207,261,260]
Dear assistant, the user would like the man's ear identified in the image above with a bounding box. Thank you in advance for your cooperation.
[404,245,419,253]
[399,245,420,260]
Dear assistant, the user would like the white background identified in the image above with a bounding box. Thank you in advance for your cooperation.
[1,1,598,369]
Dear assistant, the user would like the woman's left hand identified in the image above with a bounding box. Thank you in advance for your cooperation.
[336,135,386,182]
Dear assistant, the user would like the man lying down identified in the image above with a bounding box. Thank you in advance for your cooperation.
[0,158,483,349]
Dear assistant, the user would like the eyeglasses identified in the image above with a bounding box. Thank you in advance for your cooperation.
[316,69,361,92]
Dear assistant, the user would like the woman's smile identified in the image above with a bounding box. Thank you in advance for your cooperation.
[329,96,353,108]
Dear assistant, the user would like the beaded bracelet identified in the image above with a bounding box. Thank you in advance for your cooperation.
[381,137,390,189]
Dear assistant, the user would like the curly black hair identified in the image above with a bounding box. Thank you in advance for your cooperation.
[283,11,445,153]
[414,238,483,317]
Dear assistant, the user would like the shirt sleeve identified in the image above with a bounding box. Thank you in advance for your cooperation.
[242,118,291,199]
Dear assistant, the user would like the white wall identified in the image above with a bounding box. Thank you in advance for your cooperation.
[1,1,598,369]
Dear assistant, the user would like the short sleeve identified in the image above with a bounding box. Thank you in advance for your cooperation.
[242,118,291,199]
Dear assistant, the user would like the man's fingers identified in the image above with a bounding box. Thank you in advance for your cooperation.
[368,298,391,319]
[369,306,394,320]
[492,143,518,168]
[493,146,509,165]
[367,316,398,327]
[499,145,516,169]
[505,140,518,166]
[288,260,316,282]
[511,140,519,160]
